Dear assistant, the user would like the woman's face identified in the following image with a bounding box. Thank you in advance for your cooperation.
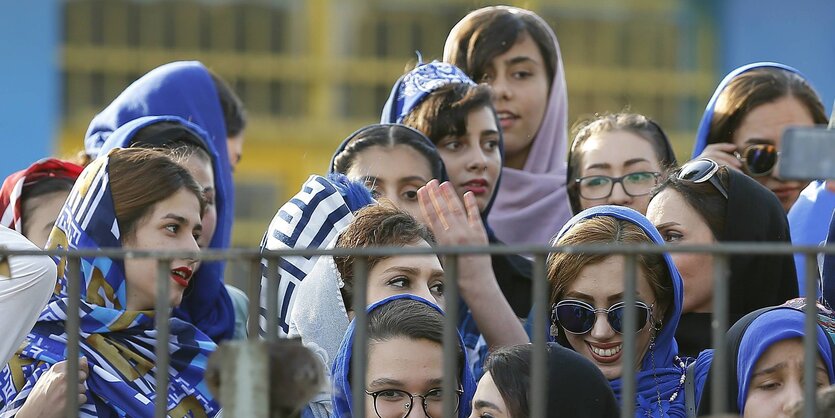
[481,32,550,170]
[576,130,663,214]
[732,96,814,212]
[743,338,829,418]
[647,189,716,313]
[435,106,502,212]
[122,188,202,311]
[366,240,446,310]
[561,256,658,380]
[180,154,216,248]
[22,190,70,249]
[469,371,510,418]
[366,337,447,418]
[346,144,435,224]
[227,133,244,171]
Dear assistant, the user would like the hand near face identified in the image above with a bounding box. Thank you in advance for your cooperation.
[418,179,488,248]
[17,357,90,418]
[694,143,743,171]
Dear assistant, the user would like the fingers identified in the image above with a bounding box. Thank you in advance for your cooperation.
[698,143,742,170]
[79,357,89,376]
[439,181,465,218]
[423,180,450,230]
[462,192,482,228]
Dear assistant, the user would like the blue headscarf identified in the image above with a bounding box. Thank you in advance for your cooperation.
[97,115,235,342]
[789,180,835,296]
[553,205,705,417]
[0,153,219,417]
[737,307,835,411]
[84,62,234,287]
[330,294,476,418]
[691,62,805,158]
[380,60,476,125]
[822,210,835,307]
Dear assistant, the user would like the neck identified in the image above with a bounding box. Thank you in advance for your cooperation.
[504,146,531,170]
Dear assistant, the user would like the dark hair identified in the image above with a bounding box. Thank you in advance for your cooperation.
[334,204,436,309]
[132,121,212,164]
[651,166,729,241]
[207,69,247,137]
[444,6,557,88]
[20,177,75,235]
[367,298,464,377]
[332,124,444,180]
[707,67,828,146]
[401,83,495,144]
[107,148,206,241]
[567,113,678,213]
[483,344,531,418]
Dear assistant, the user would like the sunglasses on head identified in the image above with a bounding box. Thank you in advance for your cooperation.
[676,158,729,199]
[552,299,654,335]
[733,143,779,177]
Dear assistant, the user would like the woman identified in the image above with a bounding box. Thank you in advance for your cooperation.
[0,159,83,248]
[331,294,476,418]
[647,158,799,356]
[97,114,240,340]
[691,62,828,213]
[470,343,619,418]
[567,113,678,215]
[0,148,219,417]
[548,205,701,417]
[696,306,835,417]
[330,123,445,223]
[443,5,572,246]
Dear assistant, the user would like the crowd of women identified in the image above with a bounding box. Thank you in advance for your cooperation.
[0,4,833,418]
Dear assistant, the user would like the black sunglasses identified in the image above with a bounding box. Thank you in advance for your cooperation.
[677,158,729,199]
[734,143,779,177]
[552,299,654,335]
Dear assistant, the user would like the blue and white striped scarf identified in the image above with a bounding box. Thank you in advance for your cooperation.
[0,153,219,417]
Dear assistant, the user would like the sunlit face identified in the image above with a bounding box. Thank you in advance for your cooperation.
[743,338,829,418]
[481,32,550,170]
[346,145,435,224]
[366,240,446,310]
[469,371,510,418]
[435,106,502,211]
[647,189,716,313]
[561,256,658,380]
[732,96,814,211]
[21,190,69,249]
[227,133,244,171]
[577,131,663,214]
[180,154,216,248]
[366,337,446,418]
[122,188,202,311]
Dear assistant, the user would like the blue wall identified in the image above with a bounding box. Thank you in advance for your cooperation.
[720,0,835,116]
[0,2,60,175]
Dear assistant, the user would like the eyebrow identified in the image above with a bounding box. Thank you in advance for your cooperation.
[399,176,429,184]
[505,56,537,66]
[744,138,774,145]
[369,378,402,388]
[481,129,500,137]
[163,214,202,231]
[474,400,503,411]
[624,158,650,167]
[753,362,829,378]
[654,222,680,230]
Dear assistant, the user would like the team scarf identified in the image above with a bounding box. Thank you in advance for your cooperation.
[0,153,219,417]
[0,158,83,234]
[258,173,374,337]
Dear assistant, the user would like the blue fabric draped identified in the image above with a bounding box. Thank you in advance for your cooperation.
[98,115,236,342]
[330,294,476,418]
[380,60,476,125]
[789,180,835,296]
[824,210,835,307]
[691,62,805,159]
[0,154,219,417]
[84,61,235,341]
[736,307,835,411]
[553,205,707,417]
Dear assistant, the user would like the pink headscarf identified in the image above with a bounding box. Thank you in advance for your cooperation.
[444,6,572,245]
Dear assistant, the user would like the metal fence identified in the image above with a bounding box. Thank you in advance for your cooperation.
[2,242,832,418]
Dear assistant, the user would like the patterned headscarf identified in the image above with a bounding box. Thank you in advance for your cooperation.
[380,60,476,124]
[0,158,83,233]
[0,152,220,417]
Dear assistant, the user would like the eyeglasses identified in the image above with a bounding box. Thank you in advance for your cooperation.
[734,143,779,177]
[575,171,661,200]
[365,388,462,418]
[552,299,654,335]
[677,158,729,199]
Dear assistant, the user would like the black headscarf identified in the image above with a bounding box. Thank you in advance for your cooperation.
[675,169,799,357]
[546,343,620,417]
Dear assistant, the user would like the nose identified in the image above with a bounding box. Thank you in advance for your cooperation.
[607,182,632,206]
[780,381,804,415]
[405,401,430,418]
[589,311,616,340]
[465,146,488,172]
[490,74,512,101]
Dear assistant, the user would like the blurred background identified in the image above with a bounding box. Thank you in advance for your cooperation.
[2,0,834,247]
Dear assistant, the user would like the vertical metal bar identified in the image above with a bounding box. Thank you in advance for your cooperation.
[530,254,548,418]
[711,254,730,413]
[248,258,262,340]
[442,255,459,418]
[620,254,637,418]
[804,253,819,418]
[351,257,368,418]
[265,257,279,342]
[65,256,81,418]
[155,259,170,418]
